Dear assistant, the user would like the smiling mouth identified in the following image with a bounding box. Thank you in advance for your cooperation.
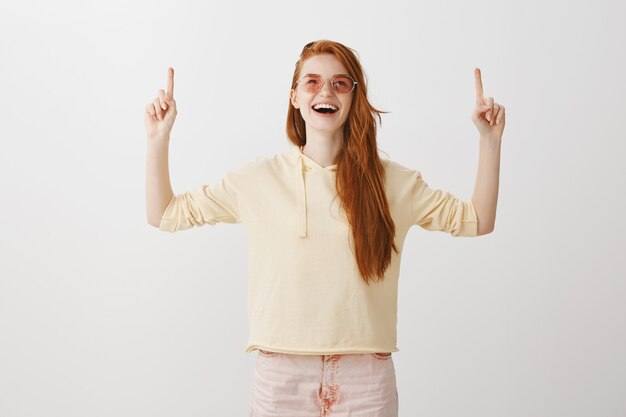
[311,104,339,114]
[312,106,338,114]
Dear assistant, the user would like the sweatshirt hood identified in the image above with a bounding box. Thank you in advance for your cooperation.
[290,146,337,238]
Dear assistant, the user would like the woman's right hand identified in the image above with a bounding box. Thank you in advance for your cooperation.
[145,67,177,140]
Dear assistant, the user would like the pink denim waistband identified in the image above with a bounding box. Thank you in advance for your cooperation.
[249,350,398,417]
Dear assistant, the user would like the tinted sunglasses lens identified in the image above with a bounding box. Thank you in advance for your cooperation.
[301,76,322,93]
[333,76,354,94]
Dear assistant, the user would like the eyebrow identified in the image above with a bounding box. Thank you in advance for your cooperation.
[302,73,351,78]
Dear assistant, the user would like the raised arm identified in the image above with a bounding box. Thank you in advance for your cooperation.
[145,67,177,227]
[469,68,505,235]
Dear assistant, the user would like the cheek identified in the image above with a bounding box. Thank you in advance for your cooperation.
[342,97,353,112]
[341,100,352,118]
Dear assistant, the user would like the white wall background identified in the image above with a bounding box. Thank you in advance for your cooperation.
[1,0,625,416]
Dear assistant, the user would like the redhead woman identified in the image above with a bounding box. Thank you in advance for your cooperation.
[145,39,505,417]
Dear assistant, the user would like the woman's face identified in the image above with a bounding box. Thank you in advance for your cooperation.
[290,54,354,136]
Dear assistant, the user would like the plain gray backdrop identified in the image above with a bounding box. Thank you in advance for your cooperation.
[1,0,625,416]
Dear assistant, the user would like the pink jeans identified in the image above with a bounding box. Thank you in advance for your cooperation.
[249,350,399,417]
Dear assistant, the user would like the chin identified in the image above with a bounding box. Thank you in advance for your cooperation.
[311,118,346,129]
[311,124,343,134]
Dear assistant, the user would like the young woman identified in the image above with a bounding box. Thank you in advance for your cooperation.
[145,39,505,417]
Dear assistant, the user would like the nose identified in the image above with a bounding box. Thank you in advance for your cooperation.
[318,80,334,96]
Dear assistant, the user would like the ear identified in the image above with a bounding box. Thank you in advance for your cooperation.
[290,89,299,109]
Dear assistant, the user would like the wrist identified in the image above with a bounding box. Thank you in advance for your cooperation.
[479,134,502,148]
[147,134,170,145]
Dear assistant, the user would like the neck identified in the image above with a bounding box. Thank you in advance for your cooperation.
[301,128,343,167]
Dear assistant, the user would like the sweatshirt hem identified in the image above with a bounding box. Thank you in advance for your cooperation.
[244,343,400,355]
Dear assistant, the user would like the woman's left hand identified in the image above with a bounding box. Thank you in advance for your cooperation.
[471,67,505,139]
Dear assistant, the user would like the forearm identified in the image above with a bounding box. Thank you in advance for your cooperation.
[471,135,502,235]
[146,136,174,227]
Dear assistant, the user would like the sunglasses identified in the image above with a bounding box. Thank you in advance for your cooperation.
[295,74,357,94]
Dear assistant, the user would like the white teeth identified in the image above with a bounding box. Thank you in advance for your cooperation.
[313,103,338,110]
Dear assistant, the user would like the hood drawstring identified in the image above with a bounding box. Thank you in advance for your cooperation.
[295,153,308,238]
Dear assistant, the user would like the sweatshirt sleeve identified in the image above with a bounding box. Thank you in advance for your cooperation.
[158,170,240,233]
[411,170,478,237]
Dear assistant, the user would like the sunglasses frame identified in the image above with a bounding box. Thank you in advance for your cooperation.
[295,74,358,95]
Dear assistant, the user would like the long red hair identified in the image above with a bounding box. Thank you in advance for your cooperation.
[286,39,398,285]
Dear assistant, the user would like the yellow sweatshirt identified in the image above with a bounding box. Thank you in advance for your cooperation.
[159,146,478,355]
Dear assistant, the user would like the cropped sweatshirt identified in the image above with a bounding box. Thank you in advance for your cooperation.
[159,146,478,355]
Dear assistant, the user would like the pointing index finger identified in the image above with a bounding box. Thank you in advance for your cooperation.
[474,67,484,103]
[167,67,174,98]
